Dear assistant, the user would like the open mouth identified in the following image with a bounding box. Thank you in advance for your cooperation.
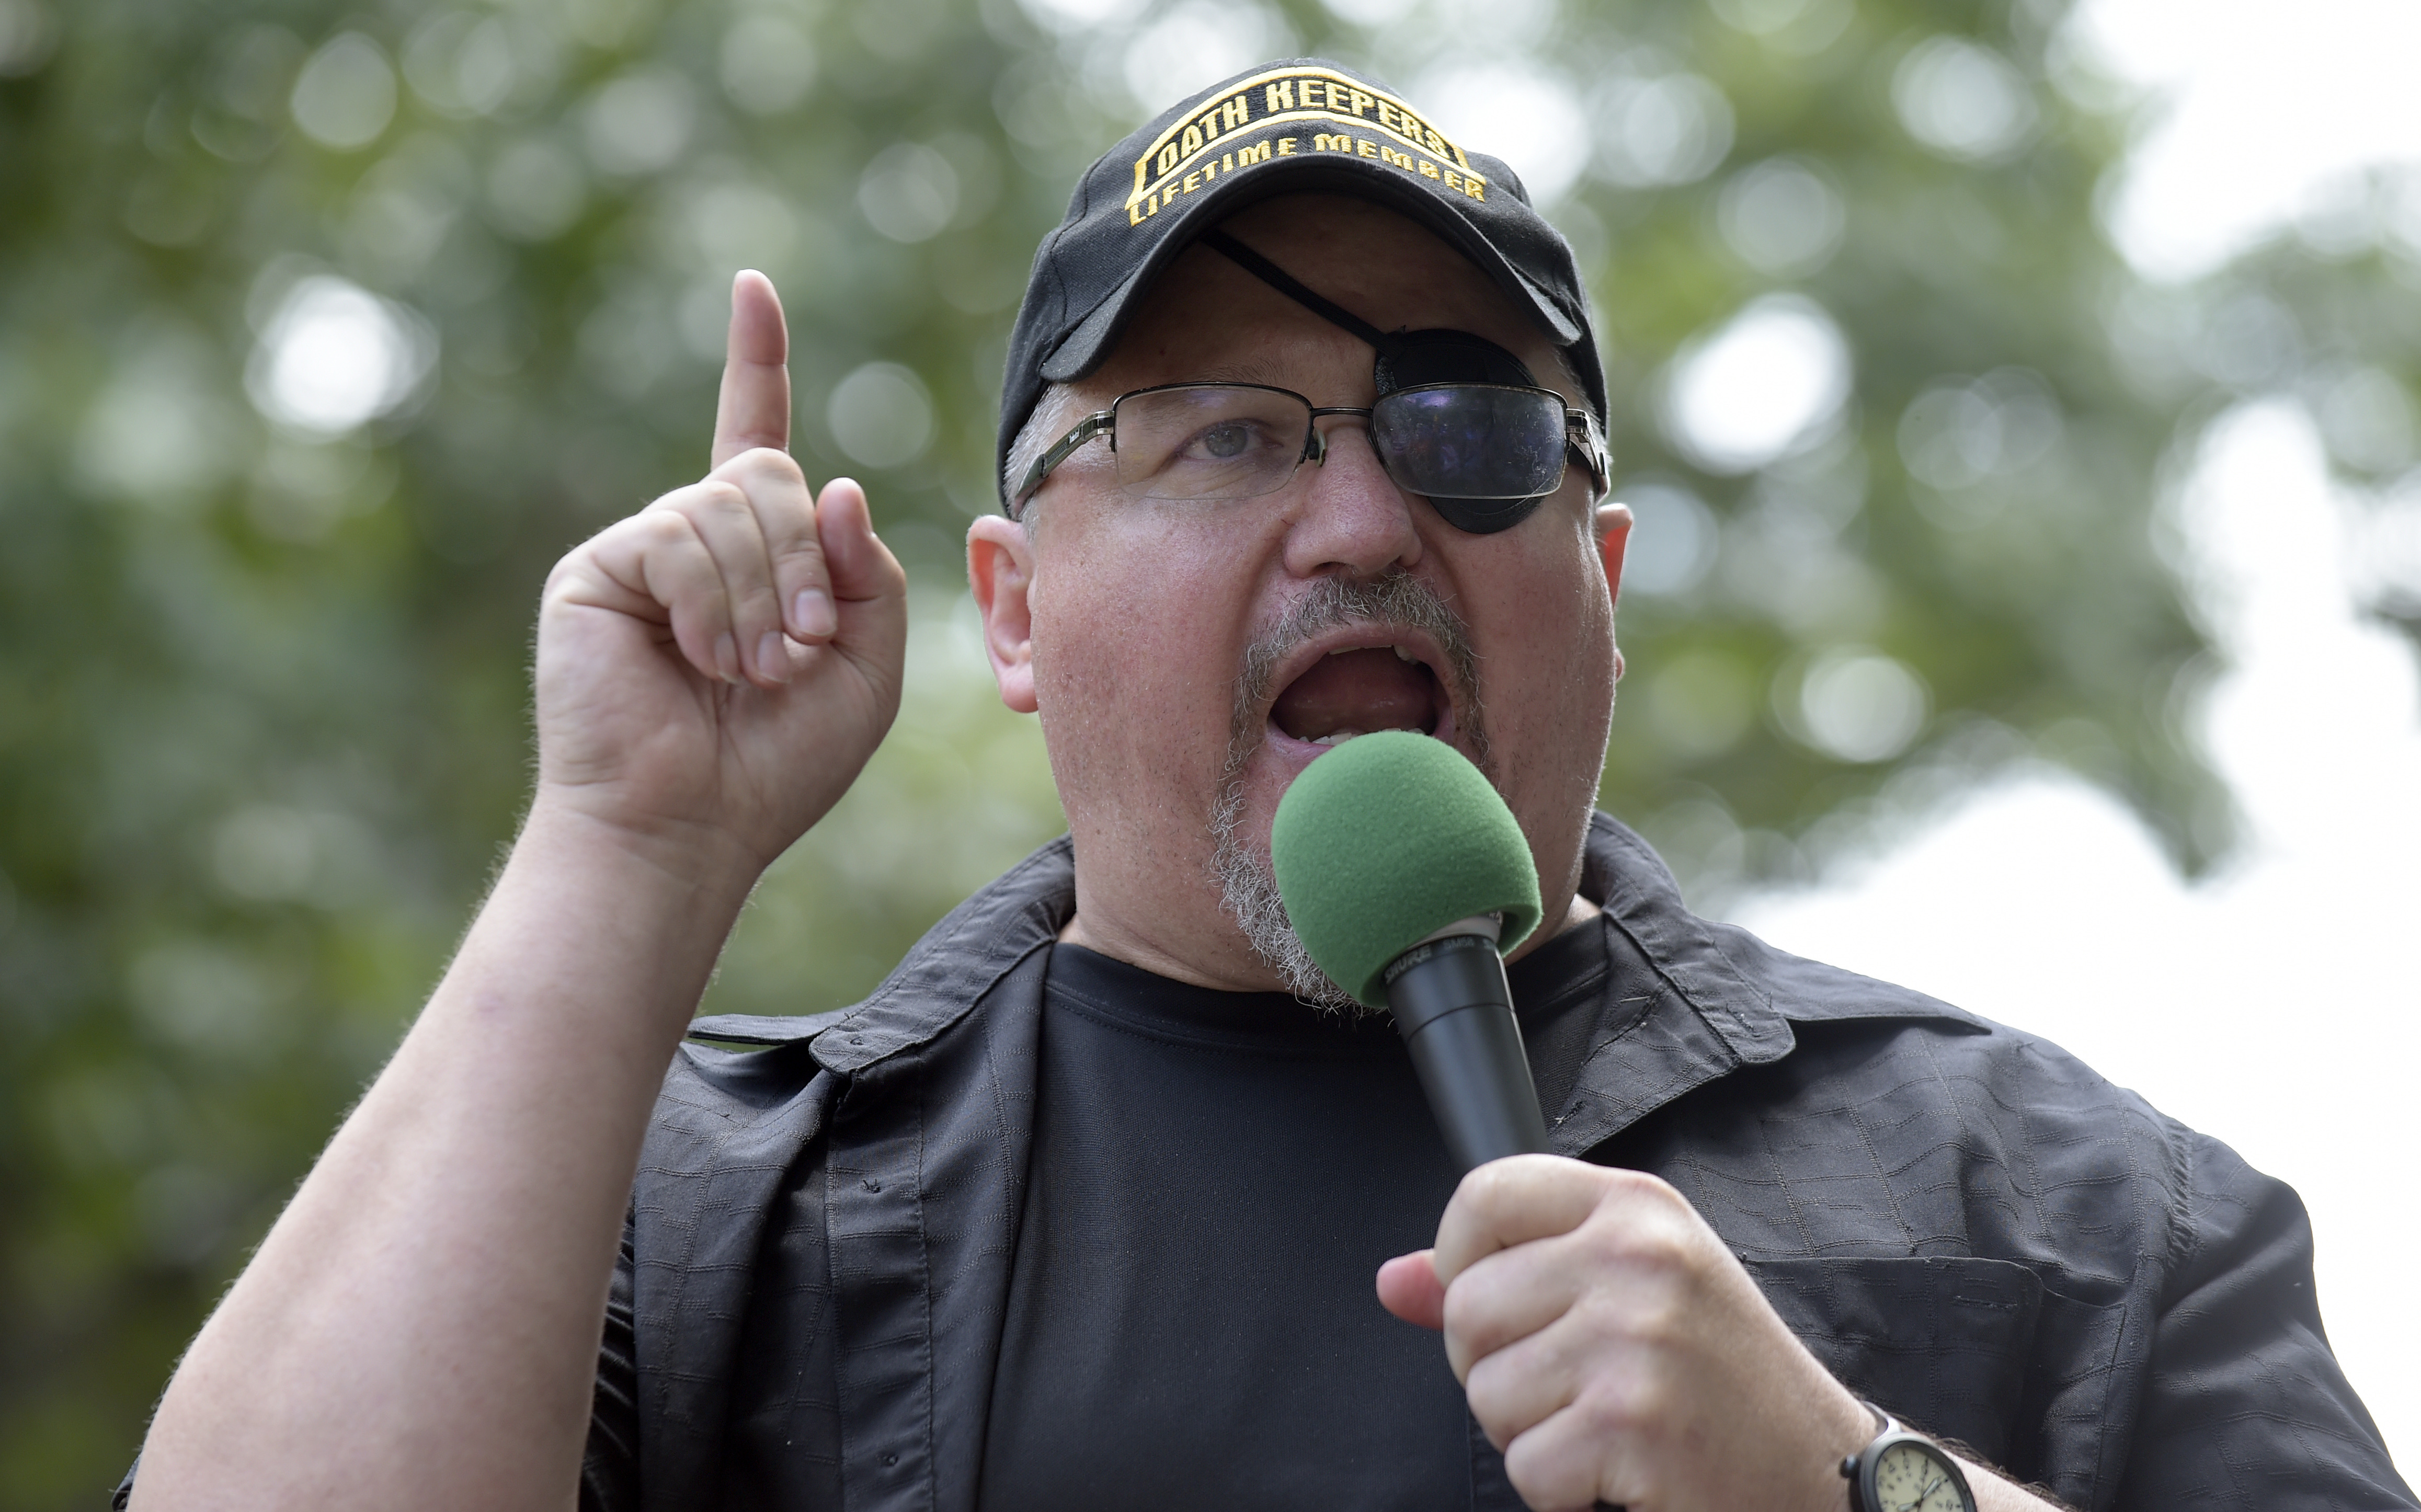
[1266,640,1454,752]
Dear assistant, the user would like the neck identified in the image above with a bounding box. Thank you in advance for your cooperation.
[1057,884,1600,990]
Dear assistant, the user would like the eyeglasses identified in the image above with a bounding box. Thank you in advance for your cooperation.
[1010,381,1611,529]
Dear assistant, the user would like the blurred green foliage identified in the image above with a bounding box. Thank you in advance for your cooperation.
[3,0,2417,1503]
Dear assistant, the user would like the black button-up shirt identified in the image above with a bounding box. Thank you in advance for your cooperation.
[580,814,2413,1512]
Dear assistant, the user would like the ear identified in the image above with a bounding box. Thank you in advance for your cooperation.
[1593,500,1633,607]
[1594,500,1632,683]
[967,515,1040,715]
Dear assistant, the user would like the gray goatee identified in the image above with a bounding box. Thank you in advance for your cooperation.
[1208,570,1489,1010]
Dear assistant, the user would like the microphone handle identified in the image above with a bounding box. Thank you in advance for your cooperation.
[1383,933,1549,1172]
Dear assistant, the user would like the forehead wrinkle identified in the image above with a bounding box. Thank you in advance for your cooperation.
[1200,326,1377,403]
[1187,355,1318,390]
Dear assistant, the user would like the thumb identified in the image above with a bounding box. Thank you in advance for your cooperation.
[1376,1250,1446,1331]
[815,477,906,608]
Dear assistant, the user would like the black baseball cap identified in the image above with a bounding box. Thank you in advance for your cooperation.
[994,57,1607,507]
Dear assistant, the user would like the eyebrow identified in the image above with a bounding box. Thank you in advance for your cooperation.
[1148,340,1580,407]
[1065,361,1296,411]
[1185,358,1293,388]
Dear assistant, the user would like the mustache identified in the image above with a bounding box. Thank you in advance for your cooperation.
[1224,569,1490,774]
[1209,571,1488,1012]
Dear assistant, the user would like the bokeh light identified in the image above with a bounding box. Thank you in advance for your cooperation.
[1717,158,1846,279]
[1660,295,1852,474]
[289,33,396,152]
[828,361,937,471]
[243,275,436,436]
[1417,62,1590,204]
[1891,37,2037,163]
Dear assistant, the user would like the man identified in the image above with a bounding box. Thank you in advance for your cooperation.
[126,60,2407,1512]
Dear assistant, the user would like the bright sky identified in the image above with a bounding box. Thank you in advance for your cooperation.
[2078,0,2421,280]
[1733,0,2421,1469]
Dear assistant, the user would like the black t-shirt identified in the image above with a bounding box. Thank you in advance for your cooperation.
[976,924,1612,1511]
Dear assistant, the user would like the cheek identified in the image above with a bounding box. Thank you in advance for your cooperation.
[1027,526,1250,800]
[1466,527,1619,791]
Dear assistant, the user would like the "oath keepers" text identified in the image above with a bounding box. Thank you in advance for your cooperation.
[1124,66,1487,224]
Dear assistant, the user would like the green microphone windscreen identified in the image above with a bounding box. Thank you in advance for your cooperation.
[1270,731,1541,1007]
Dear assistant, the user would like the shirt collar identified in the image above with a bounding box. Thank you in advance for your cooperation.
[690,811,1980,1096]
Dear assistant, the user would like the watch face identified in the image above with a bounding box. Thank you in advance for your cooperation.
[1870,1439,1969,1512]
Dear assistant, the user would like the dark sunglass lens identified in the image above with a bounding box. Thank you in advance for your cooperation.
[1372,387,1567,500]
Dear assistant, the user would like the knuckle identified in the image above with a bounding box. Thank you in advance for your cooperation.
[1583,1197,1700,1270]
[1595,1164,1675,1207]
[1500,1438,1589,1512]
[646,481,745,523]
[730,446,805,487]
[1565,1284,1635,1342]
[1627,1169,1690,1210]
[1440,1285,1482,1344]
[1627,1222,1694,1275]
[1460,1356,1514,1426]
[1627,1286,1689,1349]
[1585,1365,1663,1435]
[641,509,702,549]
[661,483,746,529]
[672,575,726,617]
[1457,1158,1519,1210]
[771,533,829,568]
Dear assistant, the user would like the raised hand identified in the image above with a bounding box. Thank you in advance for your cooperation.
[535,270,908,875]
[126,272,910,1512]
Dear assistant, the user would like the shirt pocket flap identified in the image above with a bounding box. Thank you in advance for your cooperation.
[1744,1255,2042,1469]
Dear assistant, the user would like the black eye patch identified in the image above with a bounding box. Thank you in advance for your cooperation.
[1371,330,1549,534]
[1197,228,1566,534]
[1371,328,1538,396]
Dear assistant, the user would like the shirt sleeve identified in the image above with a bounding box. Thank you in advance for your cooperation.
[2114,1128,2415,1509]
[580,1221,642,1512]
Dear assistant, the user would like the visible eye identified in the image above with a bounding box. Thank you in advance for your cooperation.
[1184,420,1263,462]
[1113,385,1311,500]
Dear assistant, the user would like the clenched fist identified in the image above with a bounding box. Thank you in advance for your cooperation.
[533,270,908,878]
[1378,1154,1879,1512]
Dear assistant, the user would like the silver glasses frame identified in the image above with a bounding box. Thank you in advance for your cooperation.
[1009,380,1611,517]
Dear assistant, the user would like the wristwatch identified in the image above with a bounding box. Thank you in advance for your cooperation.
[1840,1402,1977,1512]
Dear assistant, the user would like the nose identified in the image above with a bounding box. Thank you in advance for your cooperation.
[1281,414,1424,581]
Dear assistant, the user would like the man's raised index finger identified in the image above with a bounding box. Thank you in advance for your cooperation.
[711,269,791,469]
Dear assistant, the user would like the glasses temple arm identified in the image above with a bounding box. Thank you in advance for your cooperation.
[1566,409,1613,501]
[1012,409,1115,514]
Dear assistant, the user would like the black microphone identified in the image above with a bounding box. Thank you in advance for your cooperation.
[1268,731,1551,1174]
[1380,919,1550,1173]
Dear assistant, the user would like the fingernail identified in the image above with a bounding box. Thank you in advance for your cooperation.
[756,631,789,682]
[794,589,836,639]
[714,632,741,683]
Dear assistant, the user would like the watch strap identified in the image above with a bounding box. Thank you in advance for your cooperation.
[1840,1399,1895,1482]
[1840,1401,1977,1512]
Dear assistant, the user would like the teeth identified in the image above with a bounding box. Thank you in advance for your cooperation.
[1394,645,1415,662]
[1312,730,1361,746]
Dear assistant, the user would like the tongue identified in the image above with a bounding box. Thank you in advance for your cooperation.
[1272,648,1436,742]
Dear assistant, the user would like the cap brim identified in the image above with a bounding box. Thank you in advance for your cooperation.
[1037,157,1585,386]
